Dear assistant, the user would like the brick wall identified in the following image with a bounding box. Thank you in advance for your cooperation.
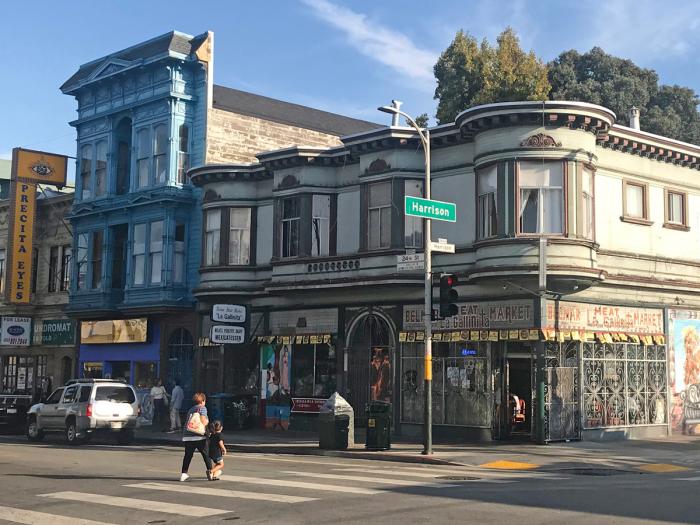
[206,108,343,164]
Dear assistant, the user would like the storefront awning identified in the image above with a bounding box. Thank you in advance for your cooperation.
[399,330,665,345]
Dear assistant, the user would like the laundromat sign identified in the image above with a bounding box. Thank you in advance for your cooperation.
[38,319,76,345]
[1,316,32,346]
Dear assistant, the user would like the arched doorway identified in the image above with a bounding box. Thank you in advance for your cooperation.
[345,310,396,425]
[167,329,194,402]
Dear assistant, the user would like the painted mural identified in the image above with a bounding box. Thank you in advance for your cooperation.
[668,309,700,434]
[260,343,292,429]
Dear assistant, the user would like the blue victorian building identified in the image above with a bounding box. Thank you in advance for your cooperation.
[61,30,378,395]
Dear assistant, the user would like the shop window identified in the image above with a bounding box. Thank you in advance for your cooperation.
[204,209,221,266]
[95,140,108,197]
[404,180,423,249]
[368,181,391,250]
[30,248,38,293]
[133,223,147,285]
[477,166,497,239]
[664,189,688,229]
[60,245,72,292]
[622,180,650,223]
[80,144,92,200]
[1,356,17,392]
[291,343,337,398]
[173,223,186,283]
[83,362,103,379]
[149,220,163,284]
[311,195,331,257]
[134,362,158,388]
[153,124,168,185]
[281,198,300,258]
[229,208,251,265]
[136,128,150,188]
[48,246,59,293]
[76,233,89,291]
[91,231,103,290]
[0,249,6,294]
[177,124,189,184]
[581,166,594,239]
[519,161,564,234]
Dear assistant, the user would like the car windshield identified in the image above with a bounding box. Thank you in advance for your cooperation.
[95,386,135,403]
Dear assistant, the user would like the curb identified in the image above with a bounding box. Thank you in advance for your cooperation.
[134,435,465,466]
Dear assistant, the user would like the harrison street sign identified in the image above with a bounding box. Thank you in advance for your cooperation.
[405,196,457,222]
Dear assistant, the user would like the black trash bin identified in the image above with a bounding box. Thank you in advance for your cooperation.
[318,412,350,450]
[365,400,391,450]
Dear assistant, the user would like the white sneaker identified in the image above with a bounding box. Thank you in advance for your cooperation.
[179,473,190,482]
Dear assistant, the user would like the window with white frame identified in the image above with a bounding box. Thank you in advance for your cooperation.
[404,181,423,248]
[581,167,594,239]
[133,223,147,285]
[204,209,221,266]
[477,166,497,239]
[153,124,168,185]
[0,249,5,294]
[95,140,107,197]
[177,124,189,184]
[368,182,392,250]
[149,220,164,284]
[136,129,150,188]
[281,198,300,258]
[76,233,88,291]
[312,195,331,256]
[229,208,251,265]
[519,161,564,234]
[666,190,687,226]
[173,224,186,283]
[623,181,647,220]
[80,145,92,200]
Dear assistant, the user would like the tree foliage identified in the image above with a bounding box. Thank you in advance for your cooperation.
[433,28,550,124]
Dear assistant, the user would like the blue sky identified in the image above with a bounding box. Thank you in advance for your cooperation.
[2,0,700,162]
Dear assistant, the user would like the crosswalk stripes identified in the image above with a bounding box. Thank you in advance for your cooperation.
[0,505,117,525]
[281,470,460,488]
[333,467,517,484]
[126,481,317,503]
[218,474,381,494]
[38,491,231,517]
[672,476,700,481]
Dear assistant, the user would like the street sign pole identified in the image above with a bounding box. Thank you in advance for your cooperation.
[423,128,433,456]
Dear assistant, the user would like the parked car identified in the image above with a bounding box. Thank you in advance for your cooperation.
[26,379,140,445]
[0,394,32,433]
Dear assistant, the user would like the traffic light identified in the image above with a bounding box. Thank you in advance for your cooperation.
[439,273,458,318]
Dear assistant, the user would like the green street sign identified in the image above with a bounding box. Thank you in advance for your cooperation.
[405,196,457,222]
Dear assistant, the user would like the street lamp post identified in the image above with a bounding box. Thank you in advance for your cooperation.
[378,101,433,455]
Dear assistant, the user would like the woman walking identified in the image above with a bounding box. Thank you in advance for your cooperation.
[180,392,212,482]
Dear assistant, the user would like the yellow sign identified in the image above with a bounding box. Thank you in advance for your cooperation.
[7,182,37,304]
[80,319,148,344]
[14,148,68,187]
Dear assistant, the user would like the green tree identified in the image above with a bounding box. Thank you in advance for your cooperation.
[414,113,429,128]
[433,28,550,124]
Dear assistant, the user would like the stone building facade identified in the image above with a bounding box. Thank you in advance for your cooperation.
[0,191,75,399]
[191,100,700,441]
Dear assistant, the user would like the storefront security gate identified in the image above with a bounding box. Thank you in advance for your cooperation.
[544,342,581,442]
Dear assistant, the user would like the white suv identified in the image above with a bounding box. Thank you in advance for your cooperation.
[27,379,139,445]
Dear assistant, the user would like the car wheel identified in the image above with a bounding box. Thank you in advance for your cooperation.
[65,420,83,445]
[27,419,45,442]
[117,429,134,445]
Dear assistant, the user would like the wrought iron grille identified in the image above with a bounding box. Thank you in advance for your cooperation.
[543,341,580,441]
[582,343,667,428]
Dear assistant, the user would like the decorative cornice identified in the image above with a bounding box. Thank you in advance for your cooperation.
[520,133,562,148]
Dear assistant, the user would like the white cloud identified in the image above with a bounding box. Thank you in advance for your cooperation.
[302,0,437,90]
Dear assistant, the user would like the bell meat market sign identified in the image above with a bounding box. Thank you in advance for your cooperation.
[546,301,664,334]
[403,300,534,331]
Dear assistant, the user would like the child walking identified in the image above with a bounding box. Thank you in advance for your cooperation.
[208,421,227,480]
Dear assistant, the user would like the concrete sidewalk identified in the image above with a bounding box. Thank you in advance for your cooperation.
[135,426,700,471]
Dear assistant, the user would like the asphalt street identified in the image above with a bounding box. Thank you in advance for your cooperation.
[0,436,698,524]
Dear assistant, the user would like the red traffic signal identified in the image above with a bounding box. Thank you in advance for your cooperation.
[439,273,459,318]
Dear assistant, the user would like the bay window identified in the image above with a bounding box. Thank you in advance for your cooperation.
[80,145,92,200]
[623,181,648,221]
[581,167,594,239]
[76,234,88,291]
[91,231,103,290]
[281,198,300,258]
[136,129,150,188]
[204,209,221,266]
[311,195,331,256]
[477,166,497,239]
[132,224,147,285]
[173,224,186,283]
[60,245,72,291]
[665,190,687,228]
[48,246,59,293]
[229,208,251,265]
[153,124,168,185]
[95,140,107,197]
[177,124,189,184]
[149,220,163,284]
[0,249,5,294]
[132,221,164,285]
[404,181,423,248]
[519,161,564,234]
[368,182,391,250]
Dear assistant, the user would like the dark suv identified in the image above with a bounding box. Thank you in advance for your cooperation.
[27,379,139,445]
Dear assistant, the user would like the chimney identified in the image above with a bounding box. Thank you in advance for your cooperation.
[390,99,403,127]
[629,106,640,130]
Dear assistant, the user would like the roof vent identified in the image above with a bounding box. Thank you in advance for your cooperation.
[390,99,402,127]
[629,106,640,130]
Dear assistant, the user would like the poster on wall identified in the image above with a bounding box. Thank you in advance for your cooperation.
[370,347,392,403]
[668,309,700,434]
[260,343,292,430]
[1,317,32,346]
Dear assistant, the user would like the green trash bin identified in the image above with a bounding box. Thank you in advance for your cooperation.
[365,400,391,450]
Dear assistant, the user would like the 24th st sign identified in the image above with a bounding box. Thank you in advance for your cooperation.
[405,196,456,222]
